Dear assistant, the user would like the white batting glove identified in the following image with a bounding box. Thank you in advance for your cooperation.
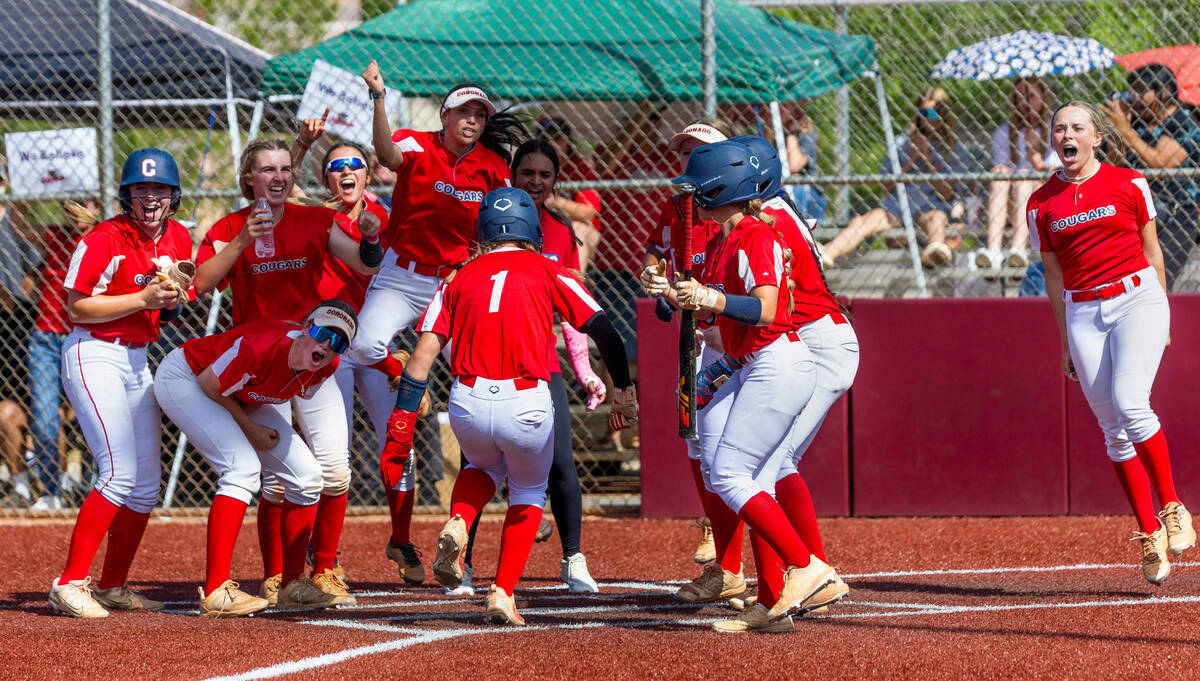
[609,386,638,431]
[640,262,671,297]
[676,280,719,311]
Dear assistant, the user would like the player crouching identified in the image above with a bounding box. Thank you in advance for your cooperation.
[381,188,637,625]
[155,301,358,616]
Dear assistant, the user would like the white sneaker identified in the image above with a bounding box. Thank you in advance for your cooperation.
[561,553,599,593]
[974,248,1003,270]
[31,495,63,510]
[444,563,475,596]
[49,577,109,618]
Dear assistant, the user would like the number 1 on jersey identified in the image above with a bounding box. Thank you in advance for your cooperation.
[488,270,508,313]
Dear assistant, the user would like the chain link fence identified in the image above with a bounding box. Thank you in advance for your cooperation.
[2,0,1198,515]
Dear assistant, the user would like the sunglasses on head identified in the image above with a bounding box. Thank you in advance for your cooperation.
[307,325,350,354]
[918,108,940,121]
[326,157,367,173]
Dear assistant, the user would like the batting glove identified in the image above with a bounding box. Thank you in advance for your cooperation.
[609,385,638,431]
[676,280,719,311]
[695,355,740,410]
[640,262,671,297]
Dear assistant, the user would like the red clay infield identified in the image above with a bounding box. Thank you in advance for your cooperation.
[4,515,1198,680]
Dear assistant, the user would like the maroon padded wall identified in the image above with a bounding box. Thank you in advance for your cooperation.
[1068,295,1200,515]
[850,298,1069,516]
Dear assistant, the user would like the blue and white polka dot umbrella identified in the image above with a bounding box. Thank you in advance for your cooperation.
[929,30,1116,80]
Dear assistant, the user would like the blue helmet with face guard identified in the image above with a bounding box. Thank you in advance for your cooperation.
[118,148,182,217]
[672,141,766,210]
[730,135,783,200]
[476,187,543,250]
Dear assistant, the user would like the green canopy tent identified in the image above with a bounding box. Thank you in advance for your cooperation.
[260,0,874,103]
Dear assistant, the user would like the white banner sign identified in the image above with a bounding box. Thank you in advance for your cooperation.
[4,127,100,195]
[296,59,403,148]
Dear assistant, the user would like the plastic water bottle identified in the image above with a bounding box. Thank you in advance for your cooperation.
[253,197,276,258]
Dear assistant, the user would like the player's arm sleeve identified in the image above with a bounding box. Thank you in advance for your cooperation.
[208,337,255,396]
[195,217,236,291]
[1027,196,1050,253]
[578,311,632,389]
[416,283,454,339]
[62,231,119,297]
[1130,175,1157,224]
[644,200,674,257]
[738,231,786,292]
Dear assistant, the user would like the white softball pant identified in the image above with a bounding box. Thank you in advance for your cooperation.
[707,333,816,513]
[60,328,161,513]
[448,378,554,509]
[778,316,860,476]
[685,338,725,462]
[1066,265,1169,463]
[154,348,322,505]
[325,355,414,490]
[291,370,352,497]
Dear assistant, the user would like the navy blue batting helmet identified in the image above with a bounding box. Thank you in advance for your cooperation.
[730,135,782,200]
[476,187,542,250]
[672,141,765,210]
[119,148,182,215]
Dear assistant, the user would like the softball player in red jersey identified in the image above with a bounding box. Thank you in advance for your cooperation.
[358,61,521,582]
[381,188,637,625]
[1031,101,1194,584]
[193,138,382,604]
[660,141,837,632]
[155,302,357,615]
[641,121,753,602]
[49,148,192,618]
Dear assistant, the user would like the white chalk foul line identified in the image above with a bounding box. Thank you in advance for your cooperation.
[816,594,1200,619]
[842,561,1200,580]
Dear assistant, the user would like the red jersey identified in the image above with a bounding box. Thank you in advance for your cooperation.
[761,198,842,325]
[317,198,389,309]
[36,224,83,334]
[645,194,723,279]
[701,216,795,358]
[539,208,582,373]
[558,153,602,233]
[1029,164,1156,290]
[182,320,338,405]
[418,247,602,382]
[386,129,512,267]
[63,215,194,344]
[198,203,337,326]
[596,146,674,271]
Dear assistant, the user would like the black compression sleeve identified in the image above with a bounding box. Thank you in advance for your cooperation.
[578,311,632,388]
[359,236,384,267]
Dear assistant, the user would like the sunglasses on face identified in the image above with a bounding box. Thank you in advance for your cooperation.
[918,108,941,121]
[307,325,350,354]
[326,157,367,173]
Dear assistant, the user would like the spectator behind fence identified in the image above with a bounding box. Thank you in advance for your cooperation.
[1103,63,1200,291]
[0,165,43,405]
[977,76,1061,271]
[538,116,603,273]
[783,104,827,223]
[26,200,100,510]
[821,88,969,269]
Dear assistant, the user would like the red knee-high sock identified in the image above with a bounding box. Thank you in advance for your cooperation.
[776,473,825,562]
[310,493,348,574]
[449,467,497,531]
[386,489,415,546]
[1133,429,1180,507]
[737,491,811,568]
[60,490,121,582]
[256,499,284,579]
[97,506,151,589]
[205,495,249,596]
[749,529,785,609]
[708,497,745,573]
[280,501,319,585]
[1113,459,1160,533]
[688,458,707,503]
[494,504,542,594]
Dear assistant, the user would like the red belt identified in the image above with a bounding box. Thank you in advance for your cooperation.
[829,311,848,325]
[1069,275,1140,303]
[458,375,540,390]
[394,256,461,278]
[785,330,802,343]
[89,332,148,349]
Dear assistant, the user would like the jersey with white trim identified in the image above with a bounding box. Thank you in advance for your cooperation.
[386,129,512,267]
[198,204,337,326]
[539,208,582,373]
[1029,163,1155,290]
[700,215,796,358]
[317,198,389,309]
[762,198,842,325]
[63,215,193,344]
[644,194,722,279]
[182,320,338,405]
[419,247,602,382]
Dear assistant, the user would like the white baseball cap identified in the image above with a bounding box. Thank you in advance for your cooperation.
[441,86,497,118]
[668,123,728,153]
[309,301,357,342]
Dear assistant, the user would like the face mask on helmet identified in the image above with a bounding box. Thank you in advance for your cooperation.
[118,148,182,222]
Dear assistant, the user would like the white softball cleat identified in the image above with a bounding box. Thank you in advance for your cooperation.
[49,577,109,619]
[485,585,525,626]
[711,602,794,634]
[432,515,468,589]
[561,553,599,593]
[93,585,164,612]
[693,517,716,564]
[199,580,269,618]
[767,557,836,620]
[1133,527,1170,585]
[1158,502,1196,556]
